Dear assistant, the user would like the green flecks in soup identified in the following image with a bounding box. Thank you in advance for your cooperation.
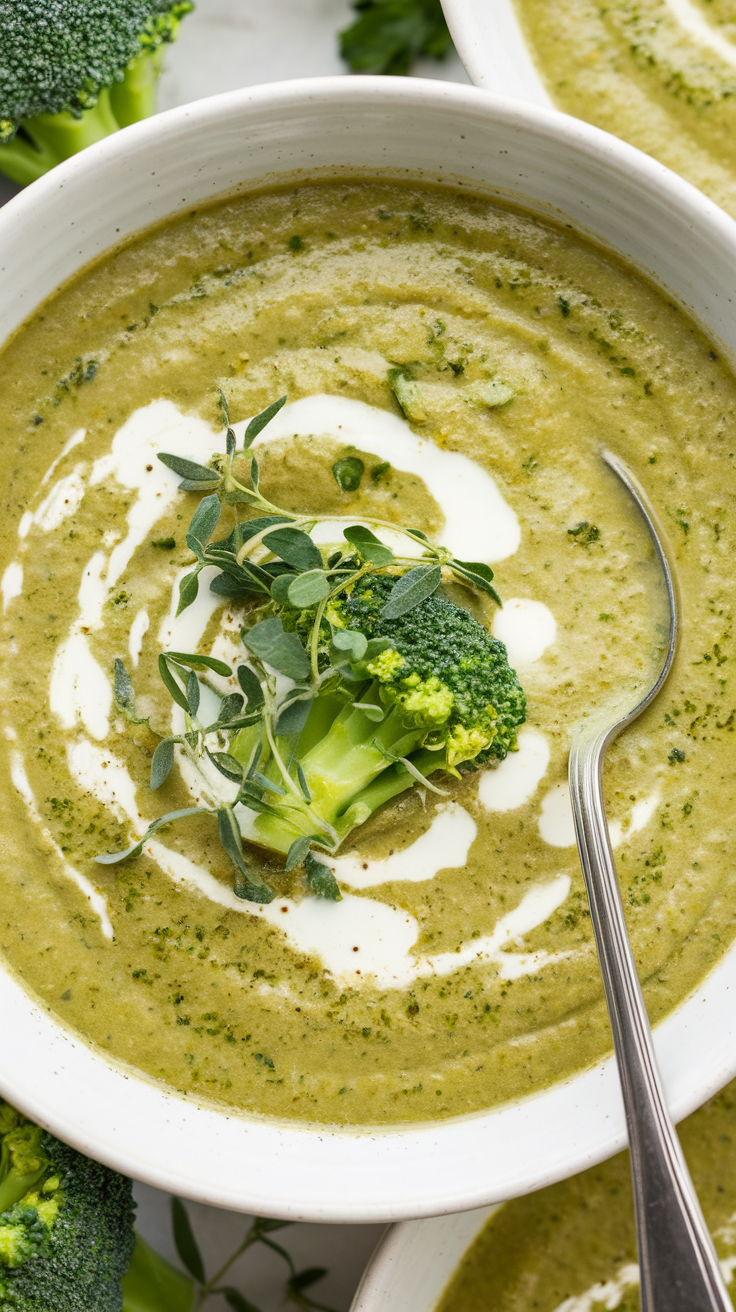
[513,0,736,220]
[0,181,735,1126]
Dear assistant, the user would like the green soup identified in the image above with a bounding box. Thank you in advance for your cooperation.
[513,0,736,220]
[439,1076,736,1310]
[0,180,735,1126]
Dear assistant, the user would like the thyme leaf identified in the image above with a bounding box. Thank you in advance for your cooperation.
[113,657,148,725]
[304,851,341,901]
[379,563,441,618]
[94,807,205,864]
[150,737,176,790]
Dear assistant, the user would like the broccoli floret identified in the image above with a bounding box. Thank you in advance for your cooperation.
[0,0,192,185]
[335,574,525,759]
[234,574,525,856]
[0,1099,135,1311]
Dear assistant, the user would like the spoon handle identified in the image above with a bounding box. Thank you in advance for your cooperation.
[569,733,733,1312]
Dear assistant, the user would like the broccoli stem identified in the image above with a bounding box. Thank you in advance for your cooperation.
[110,48,166,127]
[240,685,429,855]
[0,49,163,185]
[0,1162,47,1213]
[121,1234,193,1312]
[299,691,425,818]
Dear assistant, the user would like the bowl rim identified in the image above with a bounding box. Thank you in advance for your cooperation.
[2,74,736,1221]
[441,0,552,102]
[349,1208,495,1311]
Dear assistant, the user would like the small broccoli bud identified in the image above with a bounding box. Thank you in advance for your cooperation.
[391,674,454,727]
[445,722,494,768]
[366,647,405,680]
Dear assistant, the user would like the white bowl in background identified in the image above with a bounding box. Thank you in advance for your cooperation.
[442,0,550,100]
[351,1207,493,1311]
[3,77,736,1221]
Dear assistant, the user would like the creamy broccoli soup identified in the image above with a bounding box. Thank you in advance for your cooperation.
[513,0,736,220]
[438,1077,736,1310]
[0,180,735,1126]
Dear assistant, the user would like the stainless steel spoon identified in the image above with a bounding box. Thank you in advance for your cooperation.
[568,448,733,1312]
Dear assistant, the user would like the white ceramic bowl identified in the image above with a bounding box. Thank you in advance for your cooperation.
[3,77,736,1222]
[351,1207,493,1311]
[442,0,551,101]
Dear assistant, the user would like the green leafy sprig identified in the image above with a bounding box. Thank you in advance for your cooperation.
[339,0,453,77]
[96,391,503,901]
[125,1197,338,1312]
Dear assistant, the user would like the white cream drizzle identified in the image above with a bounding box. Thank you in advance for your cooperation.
[49,553,111,740]
[327,803,476,890]
[494,597,557,666]
[9,750,113,940]
[40,427,86,487]
[714,1214,736,1286]
[66,734,573,987]
[1,562,23,613]
[157,565,223,654]
[552,1263,640,1312]
[17,430,88,541]
[147,852,574,988]
[128,608,150,668]
[478,727,550,813]
[90,401,219,593]
[231,394,521,562]
[22,396,580,986]
[32,466,86,533]
[17,512,32,541]
[50,633,112,741]
[538,782,662,851]
[47,402,222,741]
[608,791,662,849]
[665,0,736,70]
[67,738,143,824]
[538,782,577,848]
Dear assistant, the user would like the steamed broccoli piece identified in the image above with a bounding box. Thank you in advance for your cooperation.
[234,574,525,856]
[0,0,192,185]
[0,1099,135,1311]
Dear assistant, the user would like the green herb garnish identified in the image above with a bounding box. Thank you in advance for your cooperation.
[339,0,453,76]
[332,456,364,491]
[96,390,525,902]
[567,521,601,546]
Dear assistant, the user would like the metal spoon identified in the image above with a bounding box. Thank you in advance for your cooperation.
[568,448,733,1312]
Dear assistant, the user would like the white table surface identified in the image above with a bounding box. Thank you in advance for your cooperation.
[0,3,468,1306]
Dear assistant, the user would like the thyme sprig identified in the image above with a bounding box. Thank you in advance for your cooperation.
[96,393,503,901]
[163,1197,338,1312]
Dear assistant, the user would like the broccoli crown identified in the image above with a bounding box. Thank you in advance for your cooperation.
[234,572,527,857]
[0,1101,135,1312]
[332,574,525,761]
[0,0,191,132]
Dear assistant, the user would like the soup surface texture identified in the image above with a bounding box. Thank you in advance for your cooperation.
[0,181,735,1126]
[438,1075,736,1310]
[513,0,736,220]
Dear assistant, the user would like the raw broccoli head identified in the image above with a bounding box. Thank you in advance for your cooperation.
[331,573,525,764]
[0,0,192,185]
[234,572,526,859]
[0,1100,135,1311]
